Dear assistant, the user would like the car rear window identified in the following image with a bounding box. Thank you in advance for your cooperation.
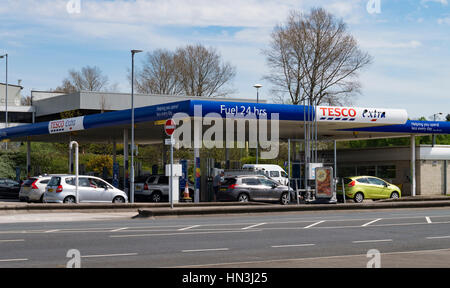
[48,177,61,186]
[343,178,353,184]
[23,178,38,187]
[222,178,237,186]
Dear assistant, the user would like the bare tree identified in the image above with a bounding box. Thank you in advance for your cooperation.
[135,49,182,95]
[174,44,236,97]
[55,66,109,93]
[264,8,372,106]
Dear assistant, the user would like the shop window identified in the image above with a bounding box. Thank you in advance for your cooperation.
[377,165,396,179]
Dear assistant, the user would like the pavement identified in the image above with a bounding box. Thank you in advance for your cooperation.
[0,196,449,218]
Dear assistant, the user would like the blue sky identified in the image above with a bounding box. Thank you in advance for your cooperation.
[0,0,449,119]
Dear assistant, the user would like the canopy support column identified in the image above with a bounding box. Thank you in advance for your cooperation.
[411,134,416,197]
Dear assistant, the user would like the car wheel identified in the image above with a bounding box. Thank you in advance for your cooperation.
[354,192,364,203]
[63,196,76,204]
[280,192,289,205]
[113,196,126,203]
[237,193,249,203]
[150,191,162,203]
[390,192,400,199]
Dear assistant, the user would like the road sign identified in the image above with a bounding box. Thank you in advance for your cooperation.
[164,119,176,136]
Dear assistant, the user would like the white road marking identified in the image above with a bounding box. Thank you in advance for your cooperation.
[45,229,60,233]
[178,225,200,231]
[242,223,266,230]
[0,239,25,243]
[182,248,229,253]
[0,258,28,262]
[426,217,432,224]
[361,218,382,227]
[304,221,325,229]
[110,229,262,238]
[169,248,450,268]
[110,227,128,232]
[426,236,450,240]
[81,253,138,258]
[271,244,315,248]
[352,239,392,244]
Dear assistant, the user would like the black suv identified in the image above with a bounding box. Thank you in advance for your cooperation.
[217,175,293,205]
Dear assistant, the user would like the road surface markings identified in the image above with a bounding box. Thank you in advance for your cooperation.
[169,248,450,268]
[0,239,25,243]
[361,218,382,227]
[182,248,229,253]
[242,223,266,230]
[110,229,262,238]
[425,217,432,224]
[271,244,315,248]
[352,239,392,244]
[110,227,128,232]
[81,253,138,258]
[426,236,450,240]
[304,221,325,229]
[178,225,200,231]
[45,229,60,233]
[0,258,28,262]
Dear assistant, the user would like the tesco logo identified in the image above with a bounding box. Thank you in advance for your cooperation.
[51,121,65,129]
[319,107,357,118]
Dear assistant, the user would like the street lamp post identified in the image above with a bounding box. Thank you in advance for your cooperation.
[253,84,262,164]
[432,112,443,147]
[130,49,143,203]
[0,54,8,150]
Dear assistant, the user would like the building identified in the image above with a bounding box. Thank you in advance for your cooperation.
[0,83,34,128]
[335,145,450,196]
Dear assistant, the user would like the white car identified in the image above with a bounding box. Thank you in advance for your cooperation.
[19,175,54,203]
[44,175,128,204]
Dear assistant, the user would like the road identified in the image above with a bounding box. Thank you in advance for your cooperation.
[0,207,450,268]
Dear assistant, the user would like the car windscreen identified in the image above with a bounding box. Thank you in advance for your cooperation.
[48,177,61,187]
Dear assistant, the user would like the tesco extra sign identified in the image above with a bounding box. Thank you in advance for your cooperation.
[317,106,408,124]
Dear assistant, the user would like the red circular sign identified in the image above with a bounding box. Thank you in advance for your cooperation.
[164,119,176,136]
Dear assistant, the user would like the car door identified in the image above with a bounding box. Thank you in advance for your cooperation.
[6,180,20,198]
[240,178,260,200]
[77,177,94,202]
[259,178,280,201]
[88,178,112,202]
[0,179,8,198]
[367,177,387,199]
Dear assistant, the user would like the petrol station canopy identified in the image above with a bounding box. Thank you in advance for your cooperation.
[0,99,449,144]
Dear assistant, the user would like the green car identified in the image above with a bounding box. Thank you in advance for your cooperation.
[337,176,401,203]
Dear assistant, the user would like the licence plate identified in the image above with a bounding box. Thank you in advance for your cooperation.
[48,188,53,192]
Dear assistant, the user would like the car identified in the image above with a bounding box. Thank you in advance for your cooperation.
[242,164,289,185]
[134,175,194,202]
[337,176,401,203]
[217,175,294,205]
[0,178,21,199]
[19,175,54,203]
[44,175,128,203]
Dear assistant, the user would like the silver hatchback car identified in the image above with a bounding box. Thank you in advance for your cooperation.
[44,175,128,204]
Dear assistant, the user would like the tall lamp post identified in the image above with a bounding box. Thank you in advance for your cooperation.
[0,54,8,150]
[253,84,262,164]
[432,112,443,147]
[130,49,143,203]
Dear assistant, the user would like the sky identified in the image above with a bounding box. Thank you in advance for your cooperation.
[0,0,449,120]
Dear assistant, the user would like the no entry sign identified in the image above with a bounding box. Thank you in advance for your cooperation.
[164,119,176,136]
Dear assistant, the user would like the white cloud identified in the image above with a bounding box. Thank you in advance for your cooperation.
[438,17,450,24]
[421,0,448,6]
